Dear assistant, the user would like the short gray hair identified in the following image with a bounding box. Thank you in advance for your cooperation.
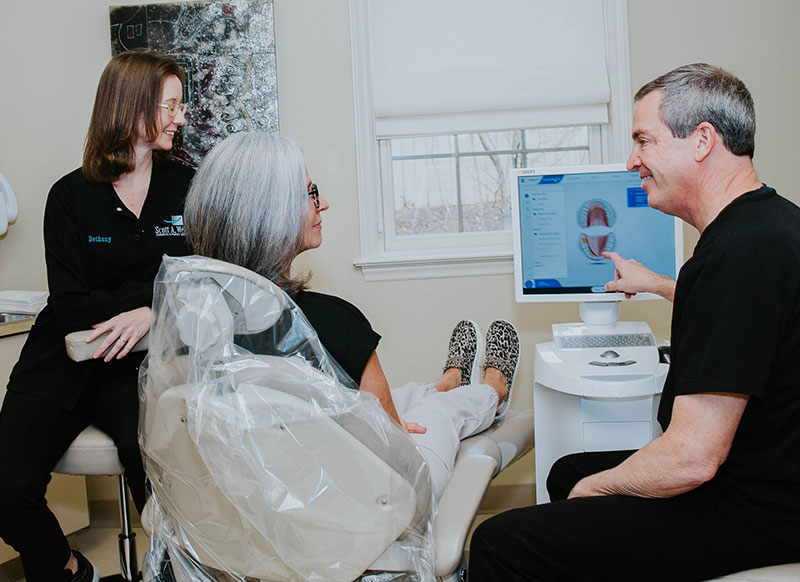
[634,63,755,158]
[185,132,310,294]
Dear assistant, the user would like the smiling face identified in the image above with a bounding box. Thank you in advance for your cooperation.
[299,168,329,253]
[626,90,697,219]
[139,74,186,152]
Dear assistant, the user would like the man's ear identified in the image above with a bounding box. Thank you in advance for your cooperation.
[694,122,716,162]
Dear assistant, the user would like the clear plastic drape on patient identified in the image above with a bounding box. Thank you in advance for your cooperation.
[139,255,435,582]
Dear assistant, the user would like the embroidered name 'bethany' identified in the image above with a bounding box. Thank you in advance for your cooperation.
[88,235,112,243]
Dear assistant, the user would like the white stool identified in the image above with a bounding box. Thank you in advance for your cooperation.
[53,425,139,582]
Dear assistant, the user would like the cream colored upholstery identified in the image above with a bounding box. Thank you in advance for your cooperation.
[431,408,533,577]
[705,563,800,581]
[53,425,123,476]
[65,328,148,361]
[144,362,420,582]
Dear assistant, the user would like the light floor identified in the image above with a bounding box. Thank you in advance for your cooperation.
[12,527,149,582]
[13,513,496,581]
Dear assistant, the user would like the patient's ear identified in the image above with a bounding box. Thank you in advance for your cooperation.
[694,122,716,162]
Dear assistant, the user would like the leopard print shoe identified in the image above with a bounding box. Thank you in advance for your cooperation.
[483,319,520,418]
[443,320,483,386]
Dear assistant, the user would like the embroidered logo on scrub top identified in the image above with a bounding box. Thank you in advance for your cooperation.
[155,215,185,237]
[88,235,112,243]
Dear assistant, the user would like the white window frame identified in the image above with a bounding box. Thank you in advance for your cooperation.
[350,0,633,281]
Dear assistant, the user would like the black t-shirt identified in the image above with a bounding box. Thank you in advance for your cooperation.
[659,185,800,521]
[7,160,194,410]
[293,290,381,383]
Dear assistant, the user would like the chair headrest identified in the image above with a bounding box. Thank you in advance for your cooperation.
[163,255,288,337]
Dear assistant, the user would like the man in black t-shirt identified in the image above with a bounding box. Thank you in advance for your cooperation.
[469,64,800,581]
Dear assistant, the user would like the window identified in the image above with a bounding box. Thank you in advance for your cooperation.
[384,127,594,237]
[350,0,632,280]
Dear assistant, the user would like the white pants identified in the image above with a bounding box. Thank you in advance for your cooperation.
[391,382,498,500]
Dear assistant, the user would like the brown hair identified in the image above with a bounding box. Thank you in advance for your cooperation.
[82,49,186,182]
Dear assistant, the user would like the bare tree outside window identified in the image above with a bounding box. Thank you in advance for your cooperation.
[387,127,591,236]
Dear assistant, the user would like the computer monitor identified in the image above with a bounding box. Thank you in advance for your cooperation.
[510,164,683,322]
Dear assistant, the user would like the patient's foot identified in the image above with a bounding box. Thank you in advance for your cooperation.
[483,320,520,418]
[483,366,509,404]
[441,320,483,389]
[433,367,462,392]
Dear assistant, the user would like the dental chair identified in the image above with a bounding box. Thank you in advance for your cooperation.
[66,255,533,582]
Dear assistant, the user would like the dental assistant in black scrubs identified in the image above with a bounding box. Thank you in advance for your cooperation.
[0,50,194,582]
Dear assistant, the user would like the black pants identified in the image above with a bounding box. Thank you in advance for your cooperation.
[0,363,145,582]
[469,451,800,582]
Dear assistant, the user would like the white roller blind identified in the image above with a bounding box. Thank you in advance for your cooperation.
[369,0,611,138]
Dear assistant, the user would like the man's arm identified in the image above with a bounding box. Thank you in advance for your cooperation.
[569,392,748,499]
[602,251,677,302]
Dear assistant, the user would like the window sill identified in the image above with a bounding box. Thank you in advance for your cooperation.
[354,252,513,282]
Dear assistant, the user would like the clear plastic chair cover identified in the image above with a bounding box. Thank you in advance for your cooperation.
[139,256,434,582]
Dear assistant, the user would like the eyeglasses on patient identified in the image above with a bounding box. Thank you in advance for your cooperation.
[158,101,189,117]
[308,183,320,209]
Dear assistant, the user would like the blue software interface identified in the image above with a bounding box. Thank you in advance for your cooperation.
[517,170,677,295]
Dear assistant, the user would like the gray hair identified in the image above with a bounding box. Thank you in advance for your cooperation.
[184,132,310,294]
[634,63,755,158]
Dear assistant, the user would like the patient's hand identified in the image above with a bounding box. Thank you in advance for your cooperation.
[87,306,151,362]
[401,418,427,434]
[602,251,676,302]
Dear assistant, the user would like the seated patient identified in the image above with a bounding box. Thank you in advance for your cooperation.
[183,132,519,499]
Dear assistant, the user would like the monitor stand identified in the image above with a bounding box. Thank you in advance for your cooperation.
[579,301,621,326]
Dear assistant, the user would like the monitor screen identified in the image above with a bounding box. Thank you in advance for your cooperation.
[511,164,683,303]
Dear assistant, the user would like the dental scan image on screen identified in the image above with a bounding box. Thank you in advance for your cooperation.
[512,165,680,302]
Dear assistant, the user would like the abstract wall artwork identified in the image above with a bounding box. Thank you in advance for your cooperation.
[110,1,278,166]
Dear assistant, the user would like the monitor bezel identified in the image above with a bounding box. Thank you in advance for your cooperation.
[510,163,684,304]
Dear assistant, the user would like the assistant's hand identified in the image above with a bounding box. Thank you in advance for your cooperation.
[602,251,676,302]
[86,306,151,362]
[401,418,427,434]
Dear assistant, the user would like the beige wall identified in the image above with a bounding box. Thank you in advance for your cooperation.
[0,0,798,505]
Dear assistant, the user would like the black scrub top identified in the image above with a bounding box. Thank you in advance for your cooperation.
[293,290,381,384]
[6,160,194,410]
[659,186,800,527]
